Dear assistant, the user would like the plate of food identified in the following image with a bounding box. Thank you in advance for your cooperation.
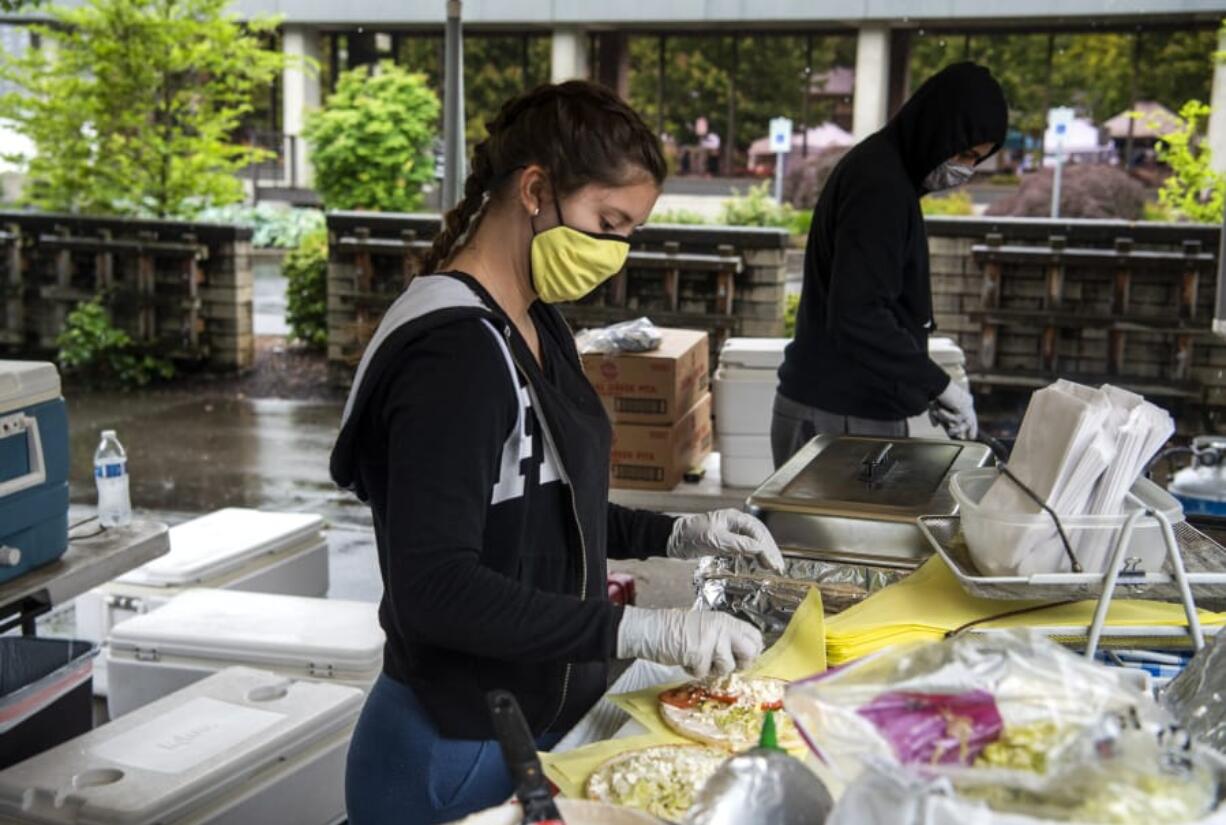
[657,673,804,751]
[585,743,728,822]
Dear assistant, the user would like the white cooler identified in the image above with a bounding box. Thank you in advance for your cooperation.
[76,508,329,696]
[713,338,788,489]
[0,666,362,825]
[106,588,383,719]
[714,337,973,487]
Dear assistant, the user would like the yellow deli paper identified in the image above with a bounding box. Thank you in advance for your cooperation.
[608,588,827,738]
[825,556,1226,665]
[541,731,694,799]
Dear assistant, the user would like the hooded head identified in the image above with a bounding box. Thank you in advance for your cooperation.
[884,62,1008,192]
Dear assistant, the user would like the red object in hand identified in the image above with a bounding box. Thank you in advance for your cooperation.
[606,573,636,606]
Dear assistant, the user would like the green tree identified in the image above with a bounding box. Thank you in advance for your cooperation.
[1155,100,1225,223]
[303,60,439,212]
[0,0,286,217]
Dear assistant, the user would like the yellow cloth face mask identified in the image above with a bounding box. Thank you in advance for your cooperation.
[530,207,630,303]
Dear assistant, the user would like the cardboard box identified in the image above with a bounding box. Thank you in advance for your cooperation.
[610,394,713,490]
[582,328,710,425]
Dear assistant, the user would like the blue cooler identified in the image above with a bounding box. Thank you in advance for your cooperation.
[0,361,69,585]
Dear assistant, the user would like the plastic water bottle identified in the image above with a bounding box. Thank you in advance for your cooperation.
[94,430,131,528]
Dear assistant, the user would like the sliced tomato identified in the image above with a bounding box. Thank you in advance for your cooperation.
[761,700,784,711]
[659,686,708,709]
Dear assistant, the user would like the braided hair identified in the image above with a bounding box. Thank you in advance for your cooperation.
[419,81,667,276]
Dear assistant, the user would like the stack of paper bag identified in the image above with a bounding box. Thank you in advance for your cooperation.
[968,380,1174,576]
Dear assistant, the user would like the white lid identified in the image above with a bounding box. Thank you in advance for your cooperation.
[718,338,788,370]
[0,361,60,413]
[928,337,966,367]
[713,365,779,384]
[0,666,362,825]
[108,589,384,671]
[117,509,325,587]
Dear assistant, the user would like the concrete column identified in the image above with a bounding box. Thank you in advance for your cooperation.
[1209,28,1226,173]
[551,27,589,84]
[853,25,891,142]
[596,32,630,100]
[282,25,322,188]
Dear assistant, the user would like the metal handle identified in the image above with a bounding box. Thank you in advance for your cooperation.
[859,442,895,483]
[0,414,46,498]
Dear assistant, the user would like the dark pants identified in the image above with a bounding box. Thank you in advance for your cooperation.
[345,674,562,825]
[770,393,908,469]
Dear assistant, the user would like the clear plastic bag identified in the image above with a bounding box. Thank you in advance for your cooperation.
[789,631,1222,824]
[575,318,662,355]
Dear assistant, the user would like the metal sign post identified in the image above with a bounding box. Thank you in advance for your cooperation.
[770,116,792,204]
[1048,107,1074,219]
[442,0,466,210]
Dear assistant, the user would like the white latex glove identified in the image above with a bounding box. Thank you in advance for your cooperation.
[667,509,786,574]
[933,380,978,440]
[616,606,764,679]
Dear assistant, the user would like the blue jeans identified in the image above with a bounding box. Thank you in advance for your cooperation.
[345,674,563,825]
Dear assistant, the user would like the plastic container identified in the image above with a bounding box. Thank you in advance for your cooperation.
[951,467,1186,576]
[0,666,362,825]
[94,430,131,529]
[106,588,383,719]
[75,508,329,696]
[0,638,95,770]
[0,360,69,586]
[718,434,776,488]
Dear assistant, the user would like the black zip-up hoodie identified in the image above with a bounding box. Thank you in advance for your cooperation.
[778,62,1007,419]
[331,273,676,739]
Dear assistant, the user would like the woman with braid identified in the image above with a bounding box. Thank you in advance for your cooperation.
[330,81,783,823]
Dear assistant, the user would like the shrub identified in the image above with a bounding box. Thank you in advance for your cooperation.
[303,61,439,212]
[1155,100,1226,224]
[57,299,174,387]
[650,208,709,225]
[719,181,798,229]
[785,292,800,338]
[781,147,850,210]
[921,190,975,217]
[284,227,329,349]
[198,204,325,249]
[986,165,1149,220]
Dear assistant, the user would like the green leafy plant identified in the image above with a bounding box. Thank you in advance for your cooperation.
[921,190,975,217]
[650,208,710,225]
[1155,100,1226,224]
[57,299,174,387]
[303,61,440,212]
[284,227,329,349]
[719,181,798,229]
[0,0,288,218]
[198,204,325,249]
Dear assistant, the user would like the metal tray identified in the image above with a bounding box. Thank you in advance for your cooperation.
[919,514,1226,606]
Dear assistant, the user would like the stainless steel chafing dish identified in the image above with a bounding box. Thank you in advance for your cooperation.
[747,435,994,570]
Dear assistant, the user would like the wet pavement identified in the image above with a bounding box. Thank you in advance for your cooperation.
[61,377,696,609]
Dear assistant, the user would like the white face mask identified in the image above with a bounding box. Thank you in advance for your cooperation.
[923,160,976,192]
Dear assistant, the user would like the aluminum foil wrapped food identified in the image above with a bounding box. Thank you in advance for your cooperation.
[1164,633,1226,754]
[694,555,904,644]
[683,748,834,825]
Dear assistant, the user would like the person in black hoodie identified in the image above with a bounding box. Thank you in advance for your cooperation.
[331,81,784,825]
[773,62,1008,467]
